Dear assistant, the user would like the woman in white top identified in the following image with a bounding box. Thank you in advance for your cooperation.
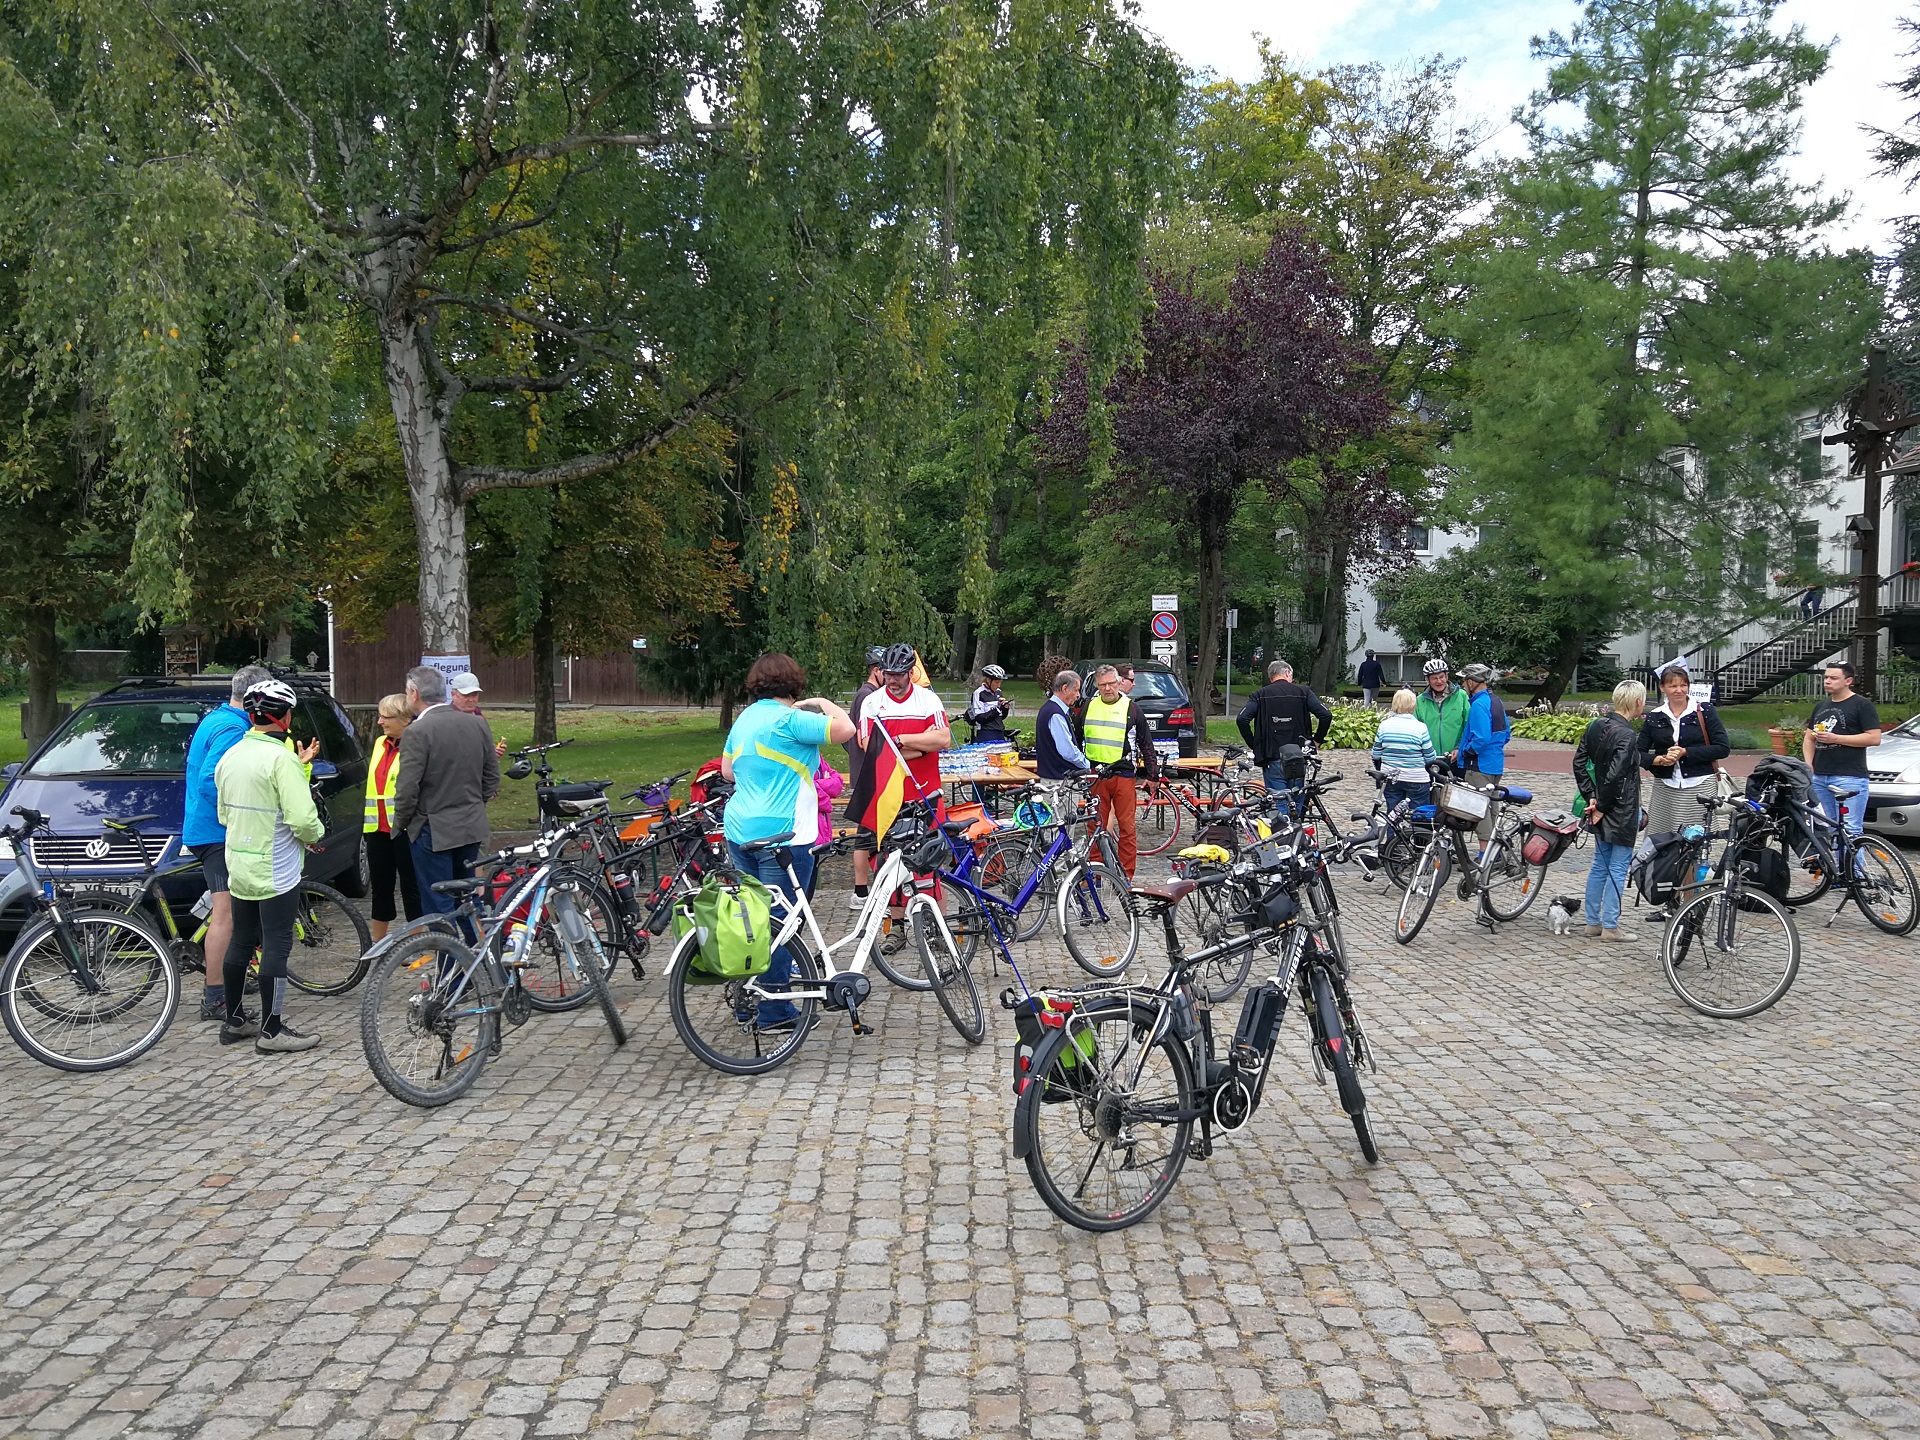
[1638,662,1730,835]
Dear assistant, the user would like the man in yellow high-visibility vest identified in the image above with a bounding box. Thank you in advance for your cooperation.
[1074,664,1157,878]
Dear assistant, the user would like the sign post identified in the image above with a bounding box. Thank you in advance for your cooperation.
[1149,594,1182,689]
[1225,608,1238,723]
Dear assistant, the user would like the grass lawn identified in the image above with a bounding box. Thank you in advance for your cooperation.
[484,708,736,833]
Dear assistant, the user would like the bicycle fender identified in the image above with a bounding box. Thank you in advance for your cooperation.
[362,913,463,966]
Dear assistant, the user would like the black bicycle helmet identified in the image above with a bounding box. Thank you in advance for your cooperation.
[981,664,1007,681]
[241,677,298,725]
[864,645,888,668]
[881,643,916,675]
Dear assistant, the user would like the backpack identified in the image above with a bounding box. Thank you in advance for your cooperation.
[1632,832,1701,907]
[672,874,775,977]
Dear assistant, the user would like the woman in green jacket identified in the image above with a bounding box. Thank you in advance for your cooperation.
[213,679,327,1054]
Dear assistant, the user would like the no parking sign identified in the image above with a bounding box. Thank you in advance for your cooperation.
[1150,612,1178,640]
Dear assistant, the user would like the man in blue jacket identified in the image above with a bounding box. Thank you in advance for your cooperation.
[182,666,319,1018]
[1454,663,1510,839]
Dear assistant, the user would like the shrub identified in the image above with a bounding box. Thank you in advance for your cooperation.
[1323,699,1382,749]
[1510,711,1594,744]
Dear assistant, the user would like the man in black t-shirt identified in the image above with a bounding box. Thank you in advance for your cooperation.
[1803,660,1881,844]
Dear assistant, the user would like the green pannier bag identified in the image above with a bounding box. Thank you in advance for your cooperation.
[672,875,775,978]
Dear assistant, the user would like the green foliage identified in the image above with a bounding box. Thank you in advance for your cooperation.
[1448,0,1879,688]
[1323,699,1382,749]
[1510,711,1594,744]
[1375,536,1586,669]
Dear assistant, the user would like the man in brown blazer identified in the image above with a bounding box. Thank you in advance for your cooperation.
[394,665,501,920]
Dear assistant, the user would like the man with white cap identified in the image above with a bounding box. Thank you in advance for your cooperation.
[450,671,508,757]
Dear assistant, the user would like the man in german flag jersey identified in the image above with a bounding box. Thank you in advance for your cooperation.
[849,645,953,845]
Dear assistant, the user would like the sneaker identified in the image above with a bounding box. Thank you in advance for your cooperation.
[1599,928,1630,943]
[219,1012,260,1045]
[849,892,867,912]
[1583,925,1602,938]
[199,997,226,1022]
[255,1024,321,1054]
[755,1012,799,1035]
[879,931,907,957]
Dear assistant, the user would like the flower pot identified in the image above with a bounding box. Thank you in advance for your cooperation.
[1768,726,1789,756]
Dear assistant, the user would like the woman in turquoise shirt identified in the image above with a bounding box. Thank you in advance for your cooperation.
[720,653,855,1029]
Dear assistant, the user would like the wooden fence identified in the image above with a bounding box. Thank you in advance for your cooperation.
[332,606,689,706]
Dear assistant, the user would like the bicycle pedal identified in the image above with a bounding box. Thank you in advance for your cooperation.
[850,1020,874,1036]
[1187,1136,1213,1160]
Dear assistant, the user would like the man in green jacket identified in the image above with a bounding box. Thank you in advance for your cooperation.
[1414,658,1469,758]
[213,678,327,1054]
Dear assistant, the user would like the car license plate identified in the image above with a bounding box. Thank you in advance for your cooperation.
[75,879,145,902]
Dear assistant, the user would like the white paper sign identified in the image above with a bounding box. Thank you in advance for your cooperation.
[1151,594,1179,611]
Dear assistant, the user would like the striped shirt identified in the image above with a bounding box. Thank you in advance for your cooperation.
[1371,713,1437,782]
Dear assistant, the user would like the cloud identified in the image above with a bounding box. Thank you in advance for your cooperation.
[1128,0,1913,248]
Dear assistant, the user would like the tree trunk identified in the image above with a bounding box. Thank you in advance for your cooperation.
[970,629,1000,672]
[1193,512,1226,713]
[531,597,559,747]
[1541,627,1588,706]
[22,607,62,750]
[1307,538,1351,695]
[718,684,740,732]
[378,310,469,657]
[947,614,971,680]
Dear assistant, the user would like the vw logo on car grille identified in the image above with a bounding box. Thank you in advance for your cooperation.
[83,837,112,861]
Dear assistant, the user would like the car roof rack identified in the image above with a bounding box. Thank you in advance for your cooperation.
[103,670,332,694]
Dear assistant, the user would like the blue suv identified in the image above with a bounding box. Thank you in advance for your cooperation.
[0,675,368,929]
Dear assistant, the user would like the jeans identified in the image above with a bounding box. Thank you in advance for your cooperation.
[1585,839,1634,930]
[412,825,481,939]
[728,840,815,1026]
[1812,775,1867,873]
[1261,760,1303,818]
[1382,780,1432,813]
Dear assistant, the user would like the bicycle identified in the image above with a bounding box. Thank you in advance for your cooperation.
[358,817,628,1106]
[1392,763,1548,942]
[664,804,981,1075]
[1758,779,1918,935]
[974,769,1140,975]
[1011,830,1379,1232]
[53,815,371,995]
[0,807,179,1072]
[1658,790,1802,1018]
[1132,746,1270,857]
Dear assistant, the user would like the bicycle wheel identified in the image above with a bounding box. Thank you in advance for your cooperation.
[285,882,373,996]
[1134,780,1184,858]
[1393,840,1450,945]
[1661,888,1800,1019]
[1172,882,1252,1003]
[866,884,935,991]
[1055,862,1139,977]
[666,929,821,1076]
[910,898,986,1044]
[1479,831,1547,923]
[1381,829,1420,891]
[358,931,499,1106]
[523,876,619,1013]
[1017,999,1196,1232]
[1775,828,1830,906]
[1,910,178,1072]
[1850,838,1919,935]
[980,834,1052,942]
[1308,962,1378,1163]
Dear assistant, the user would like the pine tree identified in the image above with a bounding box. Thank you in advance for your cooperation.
[1449,0,1879,700]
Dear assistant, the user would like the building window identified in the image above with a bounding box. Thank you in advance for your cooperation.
[1792,521,1819,576]
[1381,523,1431,554]
[1739,528,1768,590]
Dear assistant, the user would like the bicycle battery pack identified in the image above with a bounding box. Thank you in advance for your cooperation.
[1230,981,1285,1064]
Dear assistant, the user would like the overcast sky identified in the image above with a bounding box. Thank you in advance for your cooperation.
[1128,0,1915,252]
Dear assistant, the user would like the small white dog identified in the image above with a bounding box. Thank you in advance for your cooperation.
[1546,895,1584,935]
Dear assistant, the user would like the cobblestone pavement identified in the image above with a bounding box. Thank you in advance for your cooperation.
[4,759,1919,1440]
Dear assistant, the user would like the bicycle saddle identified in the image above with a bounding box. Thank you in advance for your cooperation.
[938,818,975,837]
[1499,786,1533,805]
[103,815,160,831]
[738,831,795,852]
[1129,879,1197,906]
[429,877,489,895]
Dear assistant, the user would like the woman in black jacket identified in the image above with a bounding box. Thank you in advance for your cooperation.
[1639,662,1730,834]
[1574,681,1646,941]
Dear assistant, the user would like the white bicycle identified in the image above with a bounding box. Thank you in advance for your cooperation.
[666,806,988,1074]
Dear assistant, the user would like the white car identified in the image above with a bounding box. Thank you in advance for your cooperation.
[1865,714,1920,837]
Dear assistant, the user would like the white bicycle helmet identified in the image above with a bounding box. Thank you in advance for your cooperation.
[981,664,1008,681]
[241,677,298,724]
[1421,658,1449,676]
